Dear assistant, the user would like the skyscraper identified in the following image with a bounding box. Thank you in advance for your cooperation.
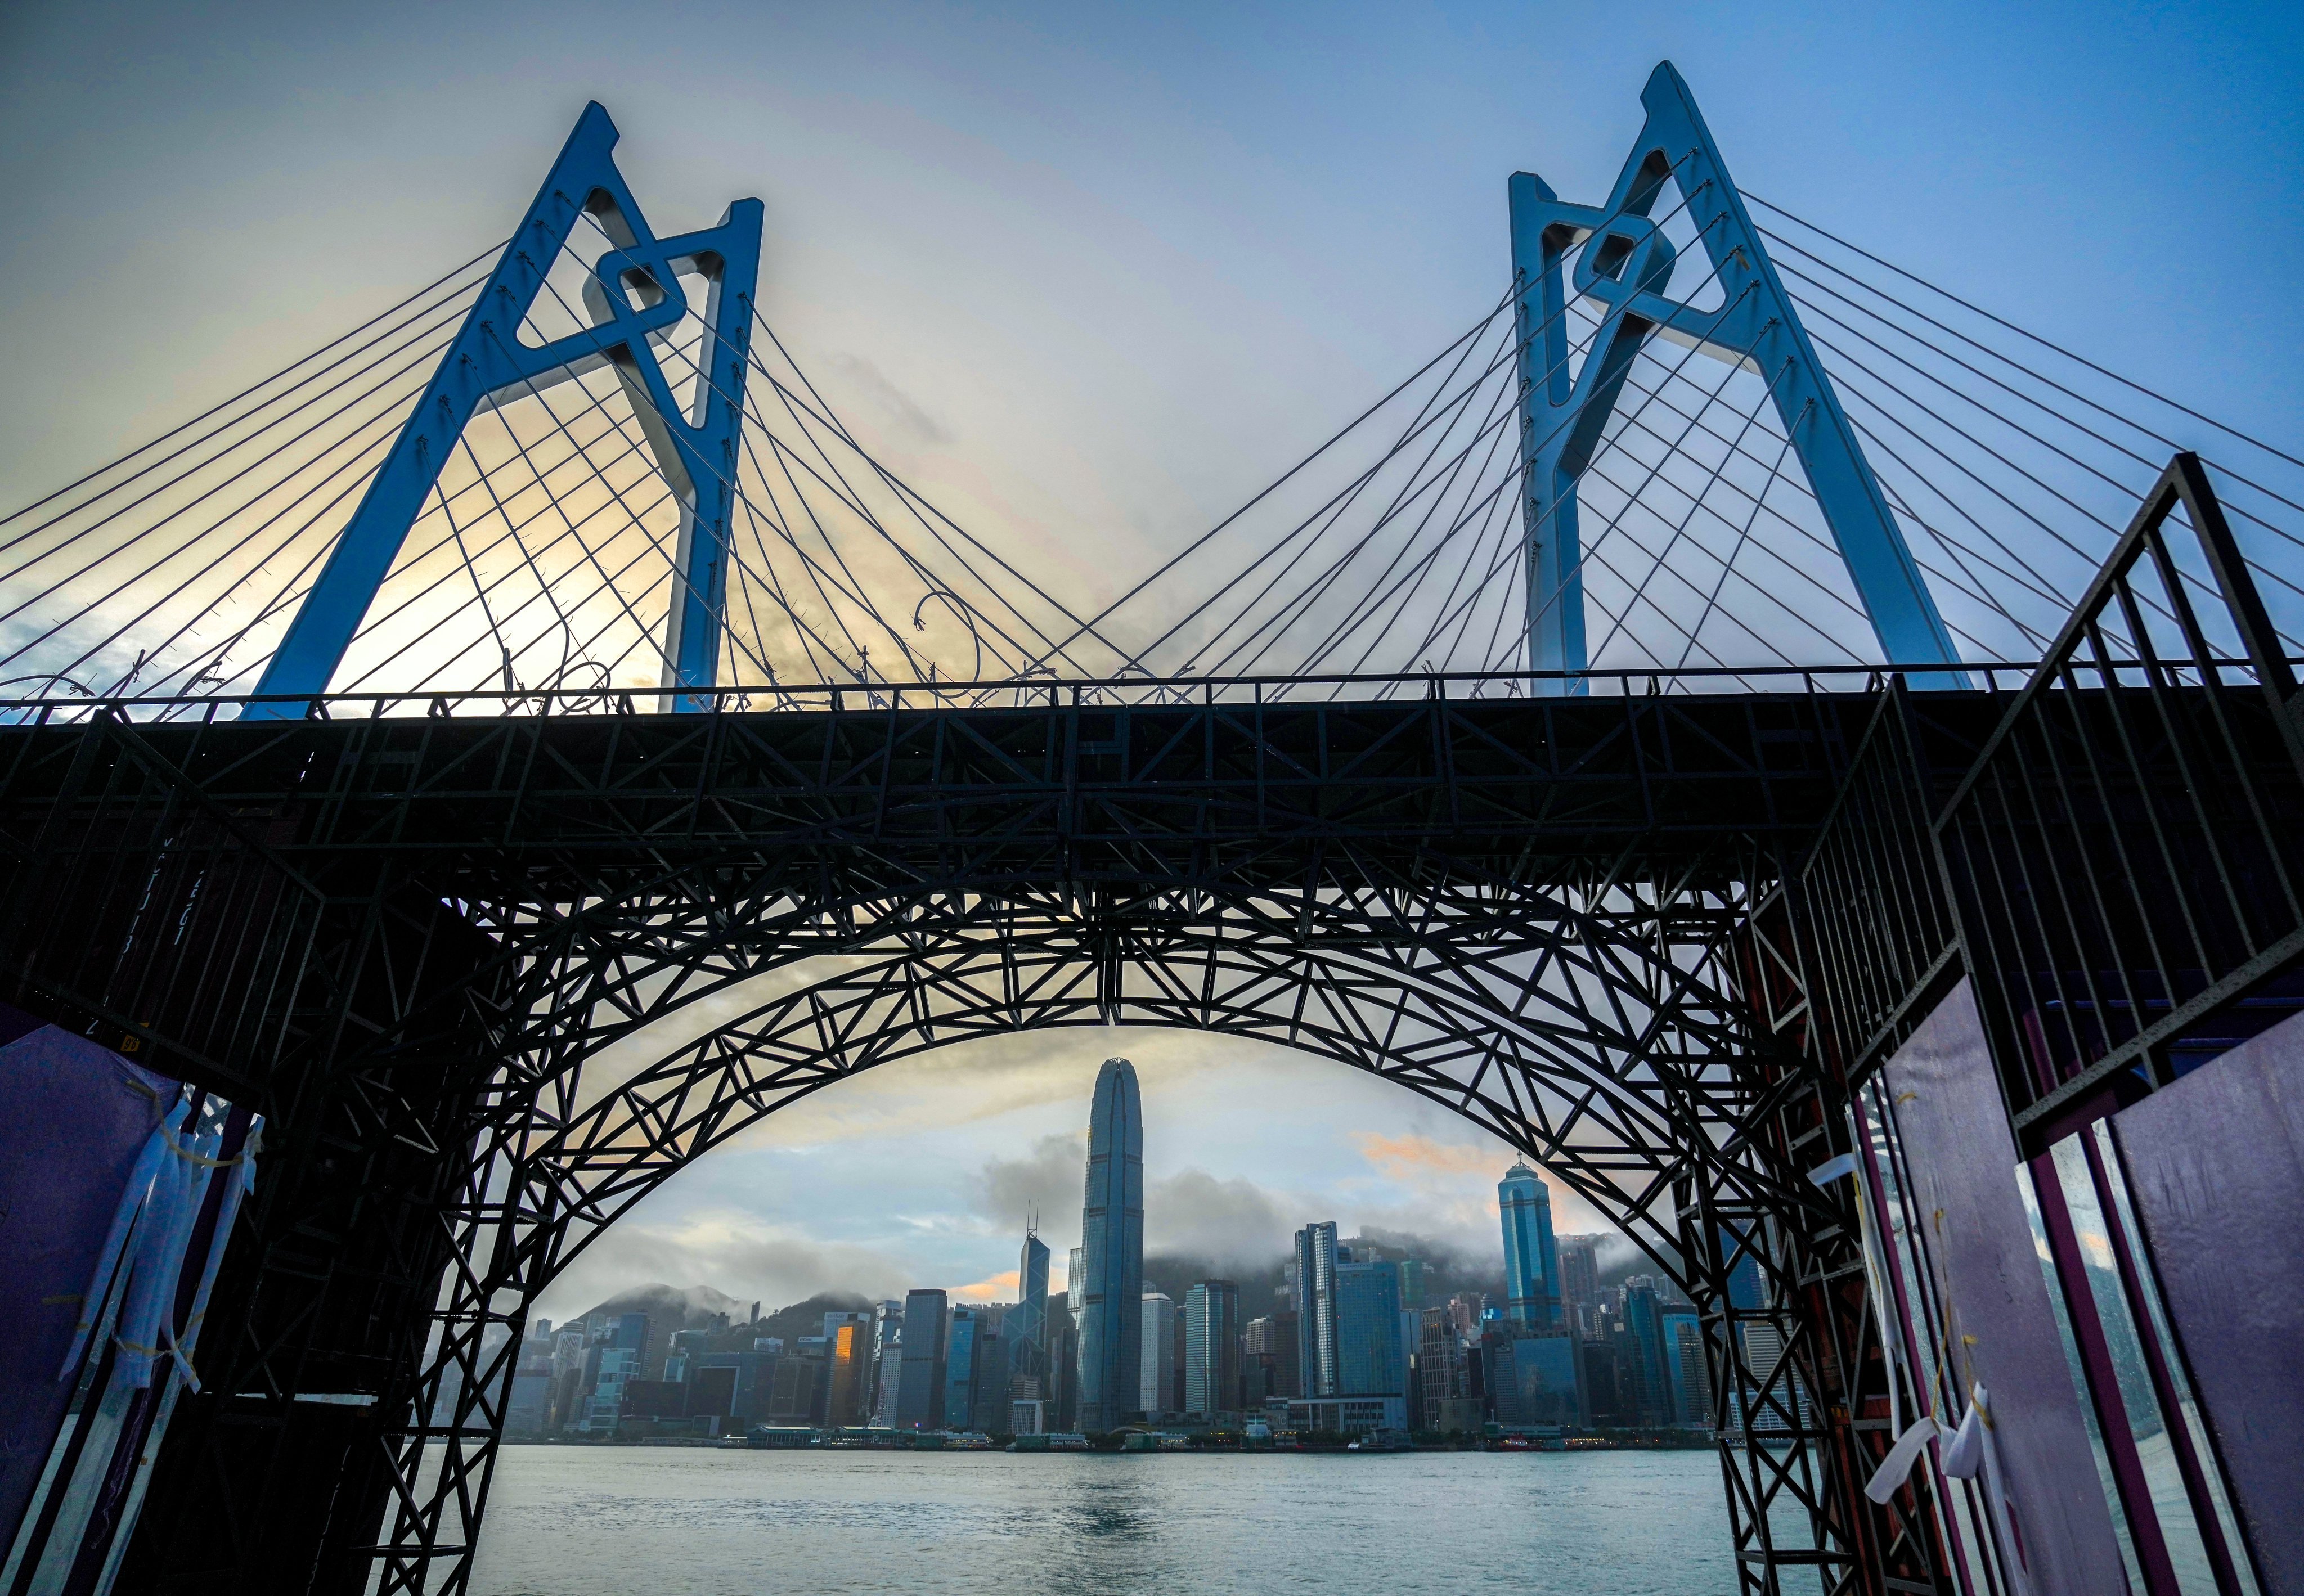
[895,1288,948,1429]
[945,1305,986,1431]
[1140,1289,1177,1415]
[1661,1304,1706,1428]
[1076,1057,1144,1430]
[1556,1234,1601,1333]
[1619,1277,1668,1426]
[1335,1257,1405,1396]
[825,1315,872,1426]
[1498,1161,1561,1330]
[1294,1221,1340,1398]
[1184,1281,1241,1418]
[1046,1298,1079,1432]
[1012,1225,1050,1393]
[869,1300,904,1427]
[1246,1310,1300,1401]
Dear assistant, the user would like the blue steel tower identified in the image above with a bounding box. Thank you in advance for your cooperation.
[1499,1162,1561,1330]
[1076,1058,1144,1431]
[1012,1223,1050,1392]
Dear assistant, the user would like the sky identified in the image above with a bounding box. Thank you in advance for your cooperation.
[535,1026,1601,1323]
[4,0,2298,1315]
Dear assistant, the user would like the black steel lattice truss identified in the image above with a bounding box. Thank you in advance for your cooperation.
[1,682,2009,1594]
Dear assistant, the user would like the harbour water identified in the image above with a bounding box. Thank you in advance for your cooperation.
[469,1445,1736,1594]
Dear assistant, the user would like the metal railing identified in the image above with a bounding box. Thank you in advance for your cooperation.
[1784,453,2304,1141]
[1934,453,2304,1142]
[0,660,2057,726]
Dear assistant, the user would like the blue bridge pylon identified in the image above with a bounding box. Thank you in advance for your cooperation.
[1511,62,1968,691]
[244,103,761,717]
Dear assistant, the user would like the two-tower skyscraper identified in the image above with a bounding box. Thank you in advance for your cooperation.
[1075,1057,1144,1430]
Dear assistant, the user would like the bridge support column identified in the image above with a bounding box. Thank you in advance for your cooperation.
[244,104,760,717]
[1511,63,1968,691]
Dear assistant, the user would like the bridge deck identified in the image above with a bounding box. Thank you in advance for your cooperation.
[0,690,2007,897]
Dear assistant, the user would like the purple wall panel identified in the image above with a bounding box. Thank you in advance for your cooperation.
[2114,1008,2304,1593]
[0,1006,172,1543]
[1881,978,2130,1594]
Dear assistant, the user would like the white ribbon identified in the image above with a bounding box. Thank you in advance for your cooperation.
[1864,1415,1940,1503]
[1941,1385,1986,1480]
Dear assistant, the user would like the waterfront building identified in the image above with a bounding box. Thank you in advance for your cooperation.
[1139,1289,1176,1416]
[577,1313,650,1433]
[1012,1226,1050,1393]
[1292,1221,1340,1398]
[507,1369,551,1436]
[826,1315,873,1426]
[1580,1338,1623,1427]
[973,1323,1008,1429]
[1245,1309,1300,1401]
[1010,1398,1045,1435]
[1183,1281,1241,1417]
[896,1288,949,1429]
[1335,1258,1405,1397]
[1659,1305,1705,1428]
[1620,1278,1669,1425]
[1731,1321,1811,1433]
[692,1351,775,1424]
[1556,1234,1601,1334]
[869,1301,904,1428]
[946,1305,987,1431]
[1285,1395,1408,1435]
[1046,1301,1079,1433]
[1416,1306,1462,1420]
[1499,1162,1561,1330]
[767,1357,823,1425]
[1483,1329,1583,1427]
[1077,1058,1145,1430]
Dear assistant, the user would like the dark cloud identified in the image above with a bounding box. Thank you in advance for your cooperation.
[972,1139,1296,1271]
[971,1130,1087,1247]
[1146,1169,1292,1267]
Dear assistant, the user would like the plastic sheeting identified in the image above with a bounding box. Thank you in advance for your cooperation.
[1877,978,2131,1594]
[0,1005,259,1595]
[0,1006,172,1546]
[2115,1005,2304,1594]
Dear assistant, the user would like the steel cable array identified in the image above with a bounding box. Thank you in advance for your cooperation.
[2,172,2295,716]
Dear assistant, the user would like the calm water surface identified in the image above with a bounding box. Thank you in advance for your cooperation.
[470,1445,1735,1595]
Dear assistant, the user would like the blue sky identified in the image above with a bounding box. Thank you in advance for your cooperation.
[5,0,2297,1312]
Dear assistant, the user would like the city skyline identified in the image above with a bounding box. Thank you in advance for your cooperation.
[502,1051,1685,1443]
[496,989,1720,1445]
[528,1029,1628,1324]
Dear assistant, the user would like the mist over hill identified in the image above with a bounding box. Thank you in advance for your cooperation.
[571,1224,1655,1341]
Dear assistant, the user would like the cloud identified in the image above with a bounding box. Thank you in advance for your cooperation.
[1352,1130,1502,1179]
[971,1130,1087,1242]
[953,1268,1020,1302]
[1145,1169,1294,1266]
[537,1207,910,1321]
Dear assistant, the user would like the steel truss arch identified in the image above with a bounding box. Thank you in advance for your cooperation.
[383,888,1862,1595]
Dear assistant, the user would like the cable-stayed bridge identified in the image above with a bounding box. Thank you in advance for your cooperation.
[2,62,2298,1596]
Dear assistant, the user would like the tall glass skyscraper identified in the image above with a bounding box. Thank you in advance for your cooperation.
[1183,1280,1241,1417]
[895,1288,947,1429]
[1294,1221,1340,1397]
[1011,1226,1050,1393]
[1335,1258,1407,1396]
[1076,1057,1143,1430]
[1498,1161,1561,1330]
[944,1305,985,1431]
